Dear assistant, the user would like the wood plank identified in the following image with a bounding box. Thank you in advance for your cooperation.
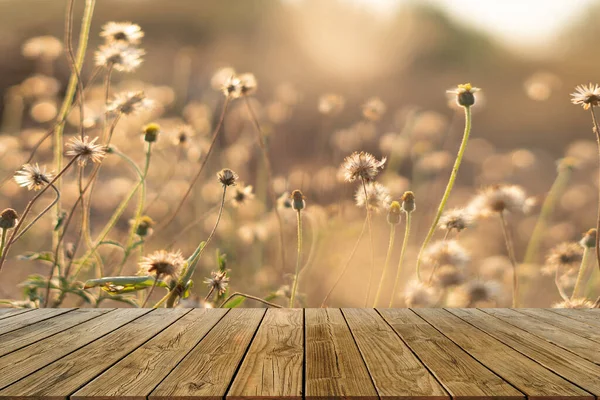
[414,308,593,399]
[0,308,189,399]
[548,309,600,328]
[150,308,266,400]
[227,308,303,400]
[72,308,228,400]
[518,308,600,344]
[0,308,32,320]
[0,308,111,358]
[342,308,448,400]
[0,308,73,336]
[454,308,600,397]
[489,308,600,364]
[378,308,524,400]
[305,308,378,400]
[0,308,148,391]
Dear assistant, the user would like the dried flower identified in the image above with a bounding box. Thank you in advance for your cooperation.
[107,91,153,116]
[100,22,144,45]
[143,123,160,143]
[217,169,238,187]
[355,182,391,213]
[544,242,583,274]
[132,216,154,237]
[139,250,185,279]
[231,184,254,208]
[423,240,470,268]
[468,184,528,218]
[362,97,386,121]
[204,270,230,296]
[341,151,386,183]
[571,83,600,110]
[221,75,242,98]
[580,229,597,248]
[318,94,345,115]
[238,73,257,95]
[66,136,106,166]
[0,208,19,230]
[447,83,480,107]
[552,298,595,308]
[387,201,401,224]
[438,208,474,232]
[14,163,54,191]
[94,43,144,72]
[401,191,416,213]
[404,280,437,307]
[291,190,306,211]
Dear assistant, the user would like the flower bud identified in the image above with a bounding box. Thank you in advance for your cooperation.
[447,83,480,108]
[143,123,160,143]
[401,191,416,213]
[0,208,18,229]
[580,229,597,248]
[136,216,154,237]
[387,201,401,224]
[291,190,305,211]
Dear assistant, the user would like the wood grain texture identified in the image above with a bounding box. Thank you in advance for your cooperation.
[378,308,524,400]
[517,308,600,344]
[489,308,600,364]
[0,309,32,320]
[0,308,148,391]
[227,308,304,400]
[547,309,600,328]
[455,308,600,396]
[72,308,228,400]
[150,308,266,400]
[0,308,73,336]
[305,308,378,400]
[0,308,111,358]
[0,309,189,400]
[342,308,448,400]
[414,308,593,400]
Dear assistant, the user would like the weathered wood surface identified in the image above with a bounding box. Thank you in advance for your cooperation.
[0,308,598,399]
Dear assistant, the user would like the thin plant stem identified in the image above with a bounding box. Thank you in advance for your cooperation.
[499,212,519,307]
[164,186,228,308]
[572,247,590,299]
[141,274,161,308]
[361,178,375,307]
[11,184,60,244]
[159,97,230,231]
[289,209,303,307]
[555,267,569,301]
[243,96,287,272]
[219,292,282,308]
[589,106,600,275]
[52,0,96,277]
[373,222,396,307]
[390,212,411,308]
[523,166,572,265]
[0,229,7,259]
[0,157,77,273]
[415,106,472,282]
[321,217,368,307]
[204,287,216,303]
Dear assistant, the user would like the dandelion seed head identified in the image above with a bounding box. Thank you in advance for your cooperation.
[468,184,528,218]
[100,22,144,45]
[354,182,391,213]
[423,240,470,268]
[438,208,474,232]
[66,136,107,166]
[231,184,254,208]
[0,208,19,230]
[341,151,386,183]
[404,280,438,307]
[204,270,230,295]
[217,169,238,187]
[571,83,600,110]
[14,163,54,191]
[107,91,153,116]
[544,242,583,274]
[139,250,185,279]
[94,43,144,72]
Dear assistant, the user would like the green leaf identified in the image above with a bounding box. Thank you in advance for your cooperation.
[17,252,54,263]
[224,296,245,308]
[98,240,126,251]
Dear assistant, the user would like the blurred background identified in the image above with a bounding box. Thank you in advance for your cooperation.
[1,0,599,307]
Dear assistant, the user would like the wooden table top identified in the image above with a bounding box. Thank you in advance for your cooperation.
[0,308,599,399]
